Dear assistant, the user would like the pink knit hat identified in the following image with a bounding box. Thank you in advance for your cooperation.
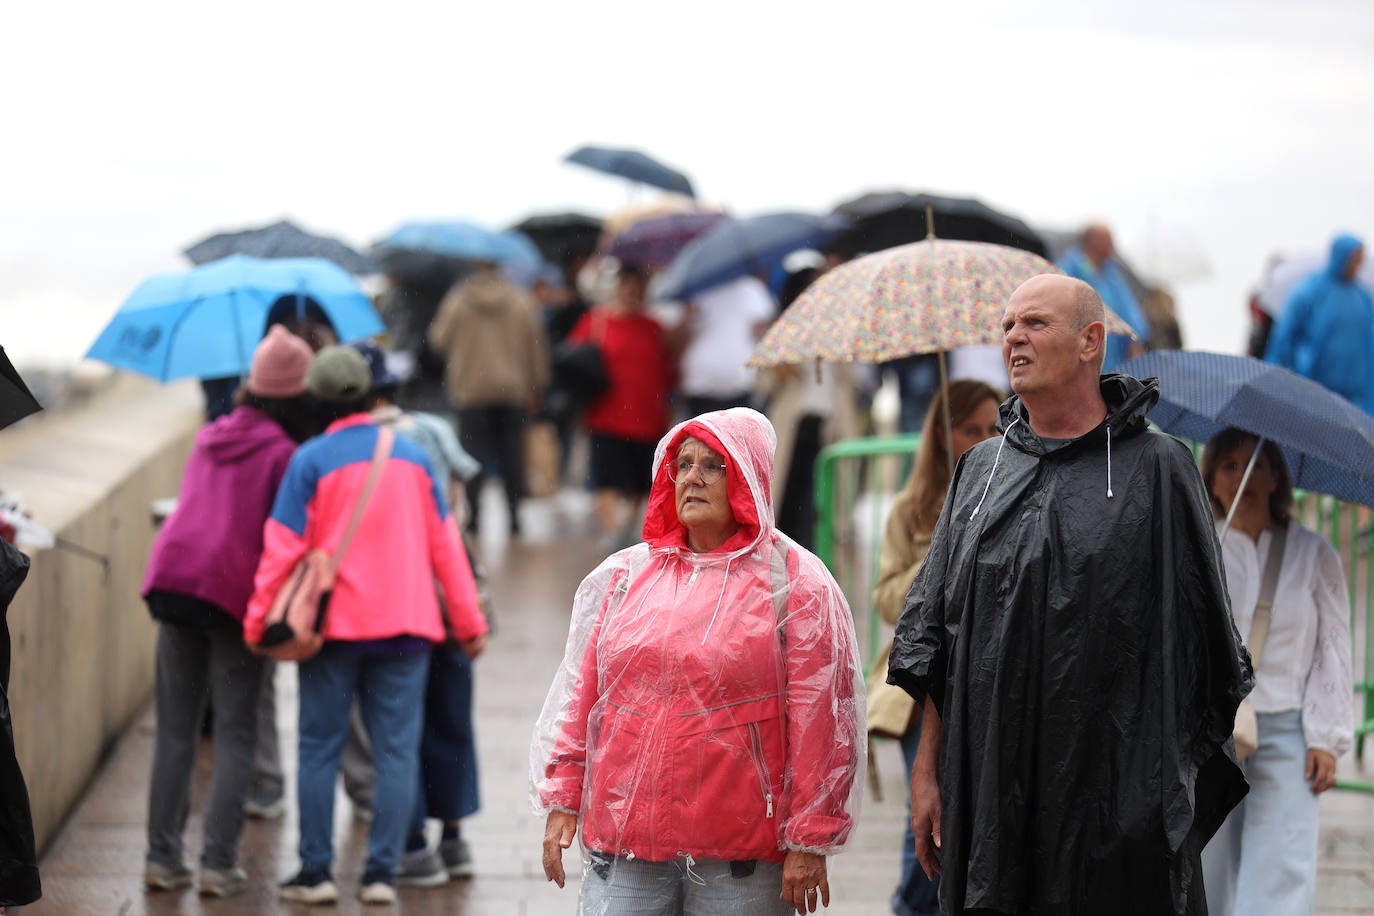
[248,325,313,398]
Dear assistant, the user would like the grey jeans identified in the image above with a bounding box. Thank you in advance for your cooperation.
[146,623,263,870]
[251,660,283,801]
[579,853,793,916]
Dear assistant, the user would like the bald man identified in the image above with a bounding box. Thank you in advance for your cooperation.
[888,275,1251,914]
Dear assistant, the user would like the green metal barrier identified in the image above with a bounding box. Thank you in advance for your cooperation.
[814,434,1374,793]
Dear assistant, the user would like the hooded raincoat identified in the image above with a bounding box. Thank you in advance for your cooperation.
[888,375,1252,915]
[531,408,864,872]
[1265,233,1374,415]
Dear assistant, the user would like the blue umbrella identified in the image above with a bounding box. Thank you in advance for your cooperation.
[653,212,850,301]
[375,220,509,263]
[1122,350,1374,508]
[565,145,695,199]
[85,255,384,383]
[496,230,545,273]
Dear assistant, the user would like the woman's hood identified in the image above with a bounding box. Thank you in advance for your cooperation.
[642,407,776,557]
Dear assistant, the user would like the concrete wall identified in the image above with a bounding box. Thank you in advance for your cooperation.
[2,377,202,850]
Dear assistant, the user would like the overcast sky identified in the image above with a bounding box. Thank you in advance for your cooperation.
[3,0,1371,367]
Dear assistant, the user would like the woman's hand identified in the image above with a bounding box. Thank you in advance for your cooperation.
[459,632,487,660]
[781,850,829,914]
[1306,748,1338,794]
[541,810,578,887]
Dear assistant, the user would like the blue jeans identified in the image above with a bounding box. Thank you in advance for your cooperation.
[894,723,940,916]
[579,854,792,916]
[1201,710,1320,916]
[296,645,429,879]
[409,645,480,837]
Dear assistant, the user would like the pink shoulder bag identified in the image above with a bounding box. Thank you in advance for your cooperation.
[257,427,394,662]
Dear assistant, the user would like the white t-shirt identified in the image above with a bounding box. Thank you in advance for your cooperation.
[680,277,776,397]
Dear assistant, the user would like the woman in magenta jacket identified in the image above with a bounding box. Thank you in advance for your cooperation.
[532,408,864,915]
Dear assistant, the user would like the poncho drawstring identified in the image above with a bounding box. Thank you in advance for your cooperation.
[971,417,1020,519]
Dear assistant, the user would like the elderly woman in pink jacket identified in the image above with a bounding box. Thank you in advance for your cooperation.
[531,408,864,916]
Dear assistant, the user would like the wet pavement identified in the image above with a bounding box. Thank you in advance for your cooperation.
[26,487,1374,914]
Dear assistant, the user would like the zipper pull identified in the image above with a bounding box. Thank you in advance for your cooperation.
[766,794,774,818]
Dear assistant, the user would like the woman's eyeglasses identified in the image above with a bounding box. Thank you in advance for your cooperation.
[668,458,726,486]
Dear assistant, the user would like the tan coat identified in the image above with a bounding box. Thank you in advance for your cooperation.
[427,272,549,408]
[866,492,932,738]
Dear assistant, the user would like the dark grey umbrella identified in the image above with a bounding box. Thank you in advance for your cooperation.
[512,212,603,264]
[565,145,695,198]
[0,348,41,431]
[184,220,377,275]
[833,191,1047,257]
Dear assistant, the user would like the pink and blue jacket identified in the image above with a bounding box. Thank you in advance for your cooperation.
[243,414,486,647]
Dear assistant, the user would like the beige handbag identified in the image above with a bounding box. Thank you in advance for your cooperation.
[1234,525,1286,762]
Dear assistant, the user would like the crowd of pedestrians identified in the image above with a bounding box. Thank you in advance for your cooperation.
[125,219,1370,915]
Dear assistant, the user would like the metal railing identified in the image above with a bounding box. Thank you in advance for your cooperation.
[813,433,1374,794]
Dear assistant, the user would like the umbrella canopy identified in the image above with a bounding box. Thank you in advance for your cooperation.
[0,348,41,431]
[1257,251,1374,317]
[372,221,543,289]
[183,219,376,274]
[374,220,512,263]
[1121,350,1374,507]
[85,255,384,383]
[833,190,1048,257]
[512,212,603,264]
[605,211,726,271]
[565,145,695,198]
[653,212,850,302]
[749,238,1133,368]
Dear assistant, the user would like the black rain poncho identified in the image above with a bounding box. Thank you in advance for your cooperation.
[888,374,1251,915]
[0,538,39,907]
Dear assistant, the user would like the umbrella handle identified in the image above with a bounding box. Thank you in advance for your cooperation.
[1219,436,1265,546]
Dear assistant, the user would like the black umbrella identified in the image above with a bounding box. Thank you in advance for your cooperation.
[0,349,41,431]
[184,219,377,275]
[832,191,1047,257]
[565,145,695,198]
[512,212,604,264]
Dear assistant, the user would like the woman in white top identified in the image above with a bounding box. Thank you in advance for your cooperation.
[1199,428,1354,916]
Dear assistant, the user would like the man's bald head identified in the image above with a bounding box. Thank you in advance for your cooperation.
[1012,274,1105,330]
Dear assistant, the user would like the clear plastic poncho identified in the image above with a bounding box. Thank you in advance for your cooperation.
[530,407,865,894]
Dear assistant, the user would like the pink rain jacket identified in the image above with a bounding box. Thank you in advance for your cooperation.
[530,408,864,864]
[243,415,485,647]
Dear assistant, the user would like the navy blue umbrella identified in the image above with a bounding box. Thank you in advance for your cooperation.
[565,145,695,199]
[1122,350,1374,507]
[653,212,850,302]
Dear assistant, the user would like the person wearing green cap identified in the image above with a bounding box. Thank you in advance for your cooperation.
[244,345,489,906]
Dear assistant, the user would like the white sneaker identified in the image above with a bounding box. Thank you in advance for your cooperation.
[359,880,397,905]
